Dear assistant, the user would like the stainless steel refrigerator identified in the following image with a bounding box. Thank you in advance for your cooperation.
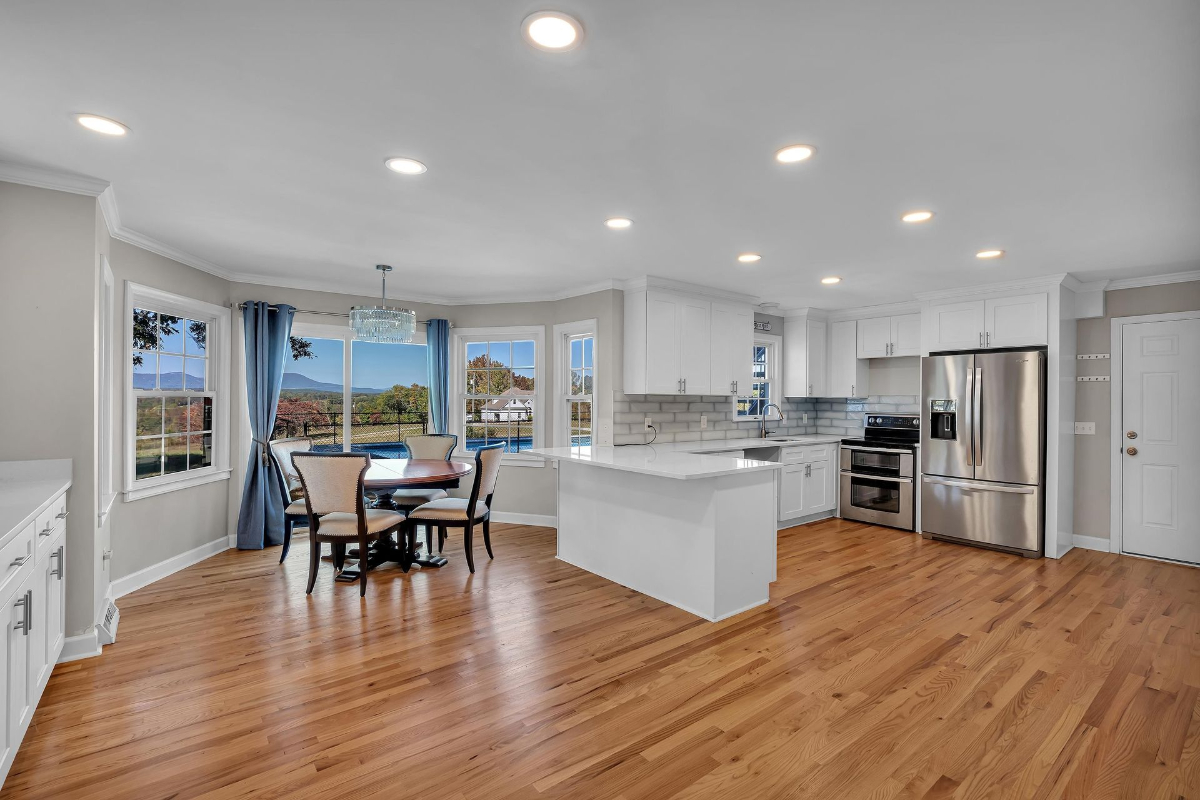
[920,349,1046,557]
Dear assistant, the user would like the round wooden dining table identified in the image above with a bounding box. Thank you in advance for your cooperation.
[335,458,474,581]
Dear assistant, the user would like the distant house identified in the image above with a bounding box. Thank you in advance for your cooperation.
[482,388,534,421]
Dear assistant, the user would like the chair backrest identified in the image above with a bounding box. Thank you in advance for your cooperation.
[270,437,313,501]
[405,434,458,461]
[291,452,370,518]
[468,443,506,513]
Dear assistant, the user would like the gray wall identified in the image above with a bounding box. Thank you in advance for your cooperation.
[1074,280,1200,541]
[0,181,98,636]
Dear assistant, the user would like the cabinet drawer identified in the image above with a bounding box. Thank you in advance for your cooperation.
[781,448,807,464]
[0,522,35,605]
[800,445,832,463]
[34,492,67,561]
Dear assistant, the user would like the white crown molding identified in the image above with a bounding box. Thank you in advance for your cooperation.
[0,161,108,196]
[620,276,761,307]
[914,273,1072,302]
[822,299,923,321]
[783,306,829,320]
[1105,270,1200,291]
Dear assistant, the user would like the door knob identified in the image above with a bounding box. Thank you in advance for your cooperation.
[1126,431,1137,439]
[1126,446,1138,456]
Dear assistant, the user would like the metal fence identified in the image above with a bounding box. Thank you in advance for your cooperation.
[273,411,428,448]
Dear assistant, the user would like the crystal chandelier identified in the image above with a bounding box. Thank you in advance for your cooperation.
[349,264,417,343]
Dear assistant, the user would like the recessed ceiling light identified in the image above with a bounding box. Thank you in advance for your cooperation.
[522,11,583,51]
[737,253,762,263]
[901,210,935,223]
[774,144,815,164]
[76,114,128,136]
[976,249,1005,260]
[385,157,427,175]
[605,217,632,229]
[821,276,842,285]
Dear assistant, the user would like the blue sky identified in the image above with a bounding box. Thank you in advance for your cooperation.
[286,338,427,390]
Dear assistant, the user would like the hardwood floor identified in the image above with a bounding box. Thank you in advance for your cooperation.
[4,519,1198,799]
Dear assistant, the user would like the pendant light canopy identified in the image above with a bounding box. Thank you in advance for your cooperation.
[349,265,417,343]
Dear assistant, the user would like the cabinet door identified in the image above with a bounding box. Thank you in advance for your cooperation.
[710,304,752,396]
[984,293,1047,348]
[6,576,33,741]
[856,317,891,358]
[779,464,806,520]
[48,541,64,663]
[731,307,754,395]
[0,590,10,776]
[890,314,922,356]
[678,298,711,395]
[645,293,681,394]
[28,562,47,693]
[803,461,834,514]
[828,321,868,398]
[928,300,985,351]
[806,321,827,397]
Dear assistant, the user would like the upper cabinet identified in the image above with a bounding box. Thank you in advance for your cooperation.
[625,288,751,396]
[926,293,1048,352]
[783,316,827,398]
[856,313,920,358]
[828,320,869,398]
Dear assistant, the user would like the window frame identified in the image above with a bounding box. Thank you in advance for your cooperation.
[123,282,232,501]
[734,333,783,420]
[553,319,597,449]
[450,325,545,466]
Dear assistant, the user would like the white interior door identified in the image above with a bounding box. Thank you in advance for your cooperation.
[1121,317,1200,564]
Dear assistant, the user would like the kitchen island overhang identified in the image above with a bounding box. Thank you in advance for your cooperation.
[528,445,783,622]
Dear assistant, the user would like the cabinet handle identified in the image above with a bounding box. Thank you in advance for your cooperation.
[851,384,855,397]
[14,590,30,636]
[808,383,813,396]
[51,547,64,579]
[40,526,53,537]
[979,332,983,347]
[9,556,28,568]
[55,510,69,520]
[986,331,990,347]
[805,463,811,477]
[682,378,687,394]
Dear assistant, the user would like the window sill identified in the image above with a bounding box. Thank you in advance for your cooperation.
[123,468,232,502]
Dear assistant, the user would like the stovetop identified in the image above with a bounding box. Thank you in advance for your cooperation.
[841,413,920,451]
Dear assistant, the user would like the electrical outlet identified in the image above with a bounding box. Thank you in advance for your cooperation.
[700,415,708,430]
[1074,422,1095,435]
[644,416,653,431]
[802,412,809,424]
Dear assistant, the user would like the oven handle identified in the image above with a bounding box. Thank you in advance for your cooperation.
[841,471,912,483]
[922,476,1035,494]
[842,446,910,455]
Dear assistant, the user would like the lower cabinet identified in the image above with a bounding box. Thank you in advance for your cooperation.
[778,446,838,521]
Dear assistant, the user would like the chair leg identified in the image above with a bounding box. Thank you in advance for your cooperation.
[482,518,494,559]
[438,526,446,552]
[464,523,476,573]
[424,524,433,555]
[332,542,346,572]
[306,538,321,594]
[280,517,293,563]
[398,524,412,573]
[359,535,369,597]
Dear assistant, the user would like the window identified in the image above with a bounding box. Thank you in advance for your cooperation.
[452,326,544,462]
[554,319,596,450]
[124,283,230,500]
[736,337,779,418]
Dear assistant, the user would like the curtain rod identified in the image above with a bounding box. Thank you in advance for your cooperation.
[234,303,443,326]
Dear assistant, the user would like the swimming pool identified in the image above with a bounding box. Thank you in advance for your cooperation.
[311,437,588,459]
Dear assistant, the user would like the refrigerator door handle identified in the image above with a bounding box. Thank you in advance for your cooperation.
[973,366,983,467]
[923,476,1035,494]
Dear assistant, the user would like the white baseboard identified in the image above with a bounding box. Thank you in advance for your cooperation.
[1072,534,1111,553]
[58,629,101,663]
[491,512,557,528]
[228,533,238,548]
[111,535,232,599]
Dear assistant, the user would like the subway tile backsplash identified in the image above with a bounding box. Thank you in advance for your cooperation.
[611,392,919,445]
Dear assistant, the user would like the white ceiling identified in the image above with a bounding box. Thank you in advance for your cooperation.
[2,1,1198,309]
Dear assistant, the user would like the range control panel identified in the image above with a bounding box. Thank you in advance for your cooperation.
[865,414,920,430]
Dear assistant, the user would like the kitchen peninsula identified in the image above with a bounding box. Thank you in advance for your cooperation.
[529,435,840,621]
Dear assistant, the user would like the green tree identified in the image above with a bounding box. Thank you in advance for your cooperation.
[132,309,313,365]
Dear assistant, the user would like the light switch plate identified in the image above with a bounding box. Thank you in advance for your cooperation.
[700,415,708,429]
[1074,422,1095,435]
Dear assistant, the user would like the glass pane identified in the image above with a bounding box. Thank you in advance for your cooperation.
[488,341,511,367]
[466,341,487,365]
[570,338,583,369]
[850,477,901,514]
[185,320,207,355]
[135,438,163,480]
[184,358,206,391]
[159,315,185,354]
[278,336,343,448]
[132,309,158,353]
[467,370,487,395]
[163,435,188,476]
[350,340,430,457]
[488,369,512,395]
[583,337,593,368]
[512,340,535,368]
[464,399,485,450]
[188,434,212,470]
[133,351,157,389]
[163,397,189,434]
[159,355,184,390]
[582,367,593,395]
[512,368,535,392]
[137,397,163,436]
[189,396,212,432]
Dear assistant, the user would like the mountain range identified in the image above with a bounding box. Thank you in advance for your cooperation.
[134,372,385,394]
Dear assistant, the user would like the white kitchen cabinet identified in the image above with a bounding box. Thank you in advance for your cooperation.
[678,296,712,395]
[779,464,806,519]
[803,460,834,515]
[890,313,922,356]
[784,317,827,398]
[5,572,34,748]
[926,294,1048,352]
[829,320,869,398]
[642,292,682,394]
[778,445,837,520]
[710,303,753,396]
[859,313,922,357]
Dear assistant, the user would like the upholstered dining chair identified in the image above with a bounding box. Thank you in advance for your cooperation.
[290,452,408,596]
[390,434,458,553]
[270,436,313,563]
[404,442,504,573]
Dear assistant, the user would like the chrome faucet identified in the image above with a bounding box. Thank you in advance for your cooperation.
[760,403,785,438]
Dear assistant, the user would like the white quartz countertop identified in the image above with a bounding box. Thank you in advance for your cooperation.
[527,435,842,480]
[0,460,72,542]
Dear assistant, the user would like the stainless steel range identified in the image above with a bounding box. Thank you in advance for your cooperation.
[839,414,919,531]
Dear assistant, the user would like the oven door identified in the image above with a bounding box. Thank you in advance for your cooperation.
[839,472,914,530]
[839,447,914,478]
